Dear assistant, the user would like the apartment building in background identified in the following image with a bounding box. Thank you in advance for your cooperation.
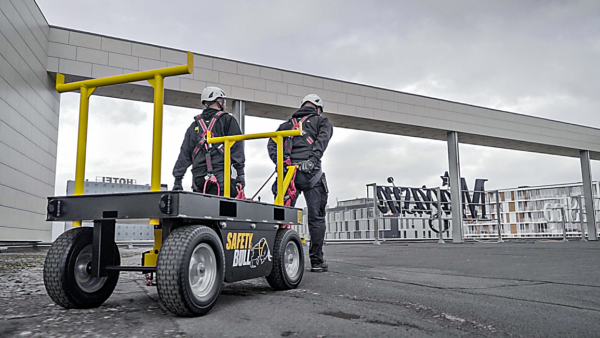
[293,181,600,241]
[468,181,600,237]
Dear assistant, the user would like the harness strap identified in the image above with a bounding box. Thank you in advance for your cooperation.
[308,168,323,189]
[193,111,226,195]
[283,114,313,157]
[192,111,225,163]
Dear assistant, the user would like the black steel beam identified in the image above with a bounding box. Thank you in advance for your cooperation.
[104,266,156,272]
[91,220,116,278]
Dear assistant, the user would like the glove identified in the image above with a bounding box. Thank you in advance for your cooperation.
[235,174,245,189]
[173,178,183,191]
[299,160,315,173]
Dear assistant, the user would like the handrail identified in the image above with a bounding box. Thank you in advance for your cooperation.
[207,129,302,143]
[56,51,194,226]
[207,128,302,204]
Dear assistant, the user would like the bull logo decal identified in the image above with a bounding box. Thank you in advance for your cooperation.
[227,232,272,268]
[250,238,272,268]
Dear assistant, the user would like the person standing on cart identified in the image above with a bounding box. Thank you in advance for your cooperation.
[267,94,333,272]
[172,86,245,196]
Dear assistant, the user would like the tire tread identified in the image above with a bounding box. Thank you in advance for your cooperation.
[156,225,224,317]
[266,229,304,290]
[43,227,119,309]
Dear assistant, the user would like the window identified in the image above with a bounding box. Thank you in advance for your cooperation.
[344,211,351,220]
[384,218,391,230]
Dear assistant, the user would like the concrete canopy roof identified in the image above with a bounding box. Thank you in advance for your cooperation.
[47,27,600,160]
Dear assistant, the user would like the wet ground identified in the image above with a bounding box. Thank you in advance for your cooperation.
[1,240,599,337]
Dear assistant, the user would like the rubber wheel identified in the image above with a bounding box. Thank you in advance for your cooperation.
[156,225,225,316]
[266,229,304,290]
[44,227,120,309]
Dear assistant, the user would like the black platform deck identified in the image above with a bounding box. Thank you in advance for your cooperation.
[46,191,302,225]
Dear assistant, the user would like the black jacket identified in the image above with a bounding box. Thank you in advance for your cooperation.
[173,108,245,179]
[267,106,333,168]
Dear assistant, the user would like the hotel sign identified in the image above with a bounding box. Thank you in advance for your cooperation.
[98,176,137,185]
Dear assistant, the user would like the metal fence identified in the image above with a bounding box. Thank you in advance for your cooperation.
[310,183,600,244]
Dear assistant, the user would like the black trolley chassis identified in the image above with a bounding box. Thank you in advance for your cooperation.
[46,191,302,282]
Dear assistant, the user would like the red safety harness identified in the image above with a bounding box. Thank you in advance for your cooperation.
[283,115,314,155]
[192,112,225,194]
[280,114,317,205]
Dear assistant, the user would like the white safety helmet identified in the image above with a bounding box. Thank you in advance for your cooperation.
[301,94,324,110]
[201,86,227,107]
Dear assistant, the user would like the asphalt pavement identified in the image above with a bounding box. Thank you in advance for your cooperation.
[1,240,599,337]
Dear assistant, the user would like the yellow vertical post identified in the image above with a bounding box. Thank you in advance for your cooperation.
[223,139,236,198]
[72,85,95,227]
[148,74,164,227]
[275,135,284,205]
[149,74,164,193]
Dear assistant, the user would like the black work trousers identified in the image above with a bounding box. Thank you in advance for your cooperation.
[193,171,236,196]
[290,173,328,266]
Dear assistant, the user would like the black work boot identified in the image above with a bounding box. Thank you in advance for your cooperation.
[310,260,328,273]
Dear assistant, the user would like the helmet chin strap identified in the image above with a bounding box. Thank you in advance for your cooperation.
[205,99,224,111]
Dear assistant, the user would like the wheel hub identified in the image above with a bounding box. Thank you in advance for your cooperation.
[188,243,217,302]
[74,244,107,293]
[284,241,300,280]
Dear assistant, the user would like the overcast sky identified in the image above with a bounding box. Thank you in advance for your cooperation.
[38,0,600,207]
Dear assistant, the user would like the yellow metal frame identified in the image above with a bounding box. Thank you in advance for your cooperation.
[56,52,194,226]
[54,52,301,267]
[206,128,301,205]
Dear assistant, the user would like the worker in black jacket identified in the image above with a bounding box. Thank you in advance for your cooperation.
[172,87,245,196]
[267,94,333,272]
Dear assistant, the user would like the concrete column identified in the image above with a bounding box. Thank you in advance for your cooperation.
[579,150,597,240]
[231,100,246,133]
[447,131,464,243]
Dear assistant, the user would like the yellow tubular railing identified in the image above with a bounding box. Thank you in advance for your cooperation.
[56,51,194,226]
[206,128,302,204]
